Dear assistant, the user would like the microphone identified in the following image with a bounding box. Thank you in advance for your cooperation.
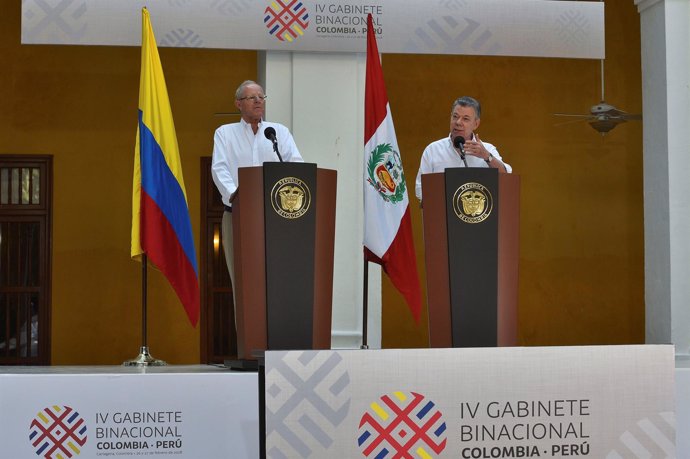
[453,136,468,168]
[263,126,283,162]
[264,126,276,142]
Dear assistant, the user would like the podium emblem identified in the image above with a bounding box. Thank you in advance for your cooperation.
[453,182,493,223]
[271,177,311,219]
[366,143,406,203]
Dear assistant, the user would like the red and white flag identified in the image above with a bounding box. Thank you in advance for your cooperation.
[363,14,422,323]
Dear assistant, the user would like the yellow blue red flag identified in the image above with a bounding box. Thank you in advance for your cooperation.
[131,8,199,326]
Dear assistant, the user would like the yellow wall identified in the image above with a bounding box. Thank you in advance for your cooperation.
[1,0,644,363]
[382,1,644,347]
[1,1,255,364]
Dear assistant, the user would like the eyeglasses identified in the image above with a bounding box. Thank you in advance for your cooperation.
[237,95,267,102]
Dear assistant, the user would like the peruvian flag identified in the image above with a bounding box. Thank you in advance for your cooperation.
[363,14,422,323]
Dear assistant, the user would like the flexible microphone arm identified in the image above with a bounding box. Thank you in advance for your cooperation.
[263,127,283,162]
[453,136,468,168]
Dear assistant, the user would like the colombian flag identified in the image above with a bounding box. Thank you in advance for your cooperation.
[131,8,199,327]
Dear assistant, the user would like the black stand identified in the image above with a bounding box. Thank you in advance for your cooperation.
[361,258,369,349]
[223,358,258,371]
[255,350,266,459]
[259,361,266,459]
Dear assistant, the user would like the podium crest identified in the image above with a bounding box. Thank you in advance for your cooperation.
[366,143,406,204]
[271,177,311,219]
[453,182,493,223]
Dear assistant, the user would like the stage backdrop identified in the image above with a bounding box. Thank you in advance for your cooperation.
[265,345,675,458]
[21,0,603,58]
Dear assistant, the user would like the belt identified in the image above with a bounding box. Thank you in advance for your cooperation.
[224,205,232,213]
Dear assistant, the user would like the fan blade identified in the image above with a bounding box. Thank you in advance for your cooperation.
[605,113,642,122]
[604,107,627,117]
[595,104,642,120]
[554,118,592,127]
[553,113,593,118]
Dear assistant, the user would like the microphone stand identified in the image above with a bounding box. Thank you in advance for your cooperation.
[459,150,468,168]
[271,139,283,162]
[264,127,284,162]
[454,136,469,167]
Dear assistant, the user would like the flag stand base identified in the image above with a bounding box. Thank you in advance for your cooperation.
[123,346,167,367]
[224,359,259,371]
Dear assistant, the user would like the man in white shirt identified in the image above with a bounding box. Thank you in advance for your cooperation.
[211,80,304,289]
[415,96,511,202]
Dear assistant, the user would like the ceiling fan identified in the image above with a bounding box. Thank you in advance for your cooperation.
[554,60,642,135]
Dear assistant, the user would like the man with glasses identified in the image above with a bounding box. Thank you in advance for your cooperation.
[415,96,511,202]
[211,80,303,292]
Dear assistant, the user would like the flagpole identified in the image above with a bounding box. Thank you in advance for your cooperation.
[142,254,147,348]
[361,258,369,349]
[124,254,166,366]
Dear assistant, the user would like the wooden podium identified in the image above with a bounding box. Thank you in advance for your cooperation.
[421,168,519,348]
[231,162,336,361]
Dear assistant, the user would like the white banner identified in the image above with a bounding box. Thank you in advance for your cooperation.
[265,345,676,458]
[0,367,259,458]
[21,0,604,58]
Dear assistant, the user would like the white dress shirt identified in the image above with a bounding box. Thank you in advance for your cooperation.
[211,119,303,206]
[414,134,511,200]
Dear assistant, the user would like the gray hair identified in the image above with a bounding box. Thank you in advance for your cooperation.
[451,96,481,118]
[235,80,263,100]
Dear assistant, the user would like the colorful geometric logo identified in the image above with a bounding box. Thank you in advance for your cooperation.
[29,405,88,459]
[264,0,310,42]
[358,391,447,458]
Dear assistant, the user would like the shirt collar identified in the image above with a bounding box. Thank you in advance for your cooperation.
[447,132,475,146]
[240,117,263,132]
[448,132,475,148]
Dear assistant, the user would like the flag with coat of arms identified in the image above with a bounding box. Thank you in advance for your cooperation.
[363,14,422,323]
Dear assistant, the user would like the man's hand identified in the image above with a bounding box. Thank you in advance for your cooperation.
[464,135,490,161]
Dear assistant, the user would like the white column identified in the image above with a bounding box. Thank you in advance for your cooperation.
[258,51,382,349]
[635,0,690,359]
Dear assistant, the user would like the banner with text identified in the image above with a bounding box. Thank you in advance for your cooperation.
[22,0,604,58]
[0,369,259,458]
[265,345,675,458]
